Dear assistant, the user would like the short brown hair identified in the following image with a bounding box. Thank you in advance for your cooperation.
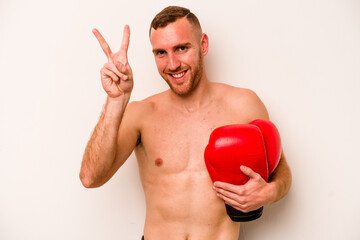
[149,6,202,35]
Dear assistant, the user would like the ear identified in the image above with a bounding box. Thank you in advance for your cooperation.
[200,33,209,56]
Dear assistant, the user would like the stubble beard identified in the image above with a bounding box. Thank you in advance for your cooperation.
[163,52,204,97]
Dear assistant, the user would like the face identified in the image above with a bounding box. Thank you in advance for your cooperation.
[150,18,208,96]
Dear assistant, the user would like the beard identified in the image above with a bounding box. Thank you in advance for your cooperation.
[162,51,204,97]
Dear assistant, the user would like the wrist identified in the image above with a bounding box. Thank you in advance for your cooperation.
[266,181,278,205]
[108,92,131,103]
[108,93,131,107]
[104,94,131,120]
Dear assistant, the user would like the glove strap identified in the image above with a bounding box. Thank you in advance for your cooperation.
[225,204,263,222]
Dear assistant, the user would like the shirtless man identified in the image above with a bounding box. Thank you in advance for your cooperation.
[80,6,292,240]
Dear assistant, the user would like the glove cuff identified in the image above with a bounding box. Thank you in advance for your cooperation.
[225,204,263,222]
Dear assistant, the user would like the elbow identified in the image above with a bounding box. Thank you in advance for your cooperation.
[79,157,100,188]
[79,173,92,188]
[79,171,98,188]
[79,155,111,188]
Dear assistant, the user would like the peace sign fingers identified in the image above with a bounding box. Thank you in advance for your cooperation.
[92,28,113,62]
[92,26,134,99]
[118,25,130,62]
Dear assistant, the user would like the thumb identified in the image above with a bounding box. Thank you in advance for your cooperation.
[240,165,258,179]
[115,61,127,73]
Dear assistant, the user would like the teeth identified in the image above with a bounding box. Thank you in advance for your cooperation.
[172,71,185,78]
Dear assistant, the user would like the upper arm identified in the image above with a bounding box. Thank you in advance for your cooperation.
[237,88,269,122]
[238,88,291,184]
[242,90,292,199]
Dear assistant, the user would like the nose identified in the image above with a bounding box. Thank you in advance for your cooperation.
[167,53,181,72]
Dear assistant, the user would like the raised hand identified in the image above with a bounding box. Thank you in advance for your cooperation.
[92,25,133,98]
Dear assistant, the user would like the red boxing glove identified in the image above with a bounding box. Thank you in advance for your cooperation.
[204,119,281,221]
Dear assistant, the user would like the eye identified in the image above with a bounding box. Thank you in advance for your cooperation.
[178,46,187,51]
[156,50,166,57]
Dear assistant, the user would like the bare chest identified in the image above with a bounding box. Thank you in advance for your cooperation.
[136,105,244,173]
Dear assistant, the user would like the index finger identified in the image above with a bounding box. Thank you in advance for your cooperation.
[92,28,113,61]
[119,25,130,56]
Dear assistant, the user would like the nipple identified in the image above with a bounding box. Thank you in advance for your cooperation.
[155,158,163,167]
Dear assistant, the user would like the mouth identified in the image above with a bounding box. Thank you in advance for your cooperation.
[168,70,188,80]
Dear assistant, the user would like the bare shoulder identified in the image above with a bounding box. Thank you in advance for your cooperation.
[211,83,269,122]
[124,91,168,121]
[213,83,258,99]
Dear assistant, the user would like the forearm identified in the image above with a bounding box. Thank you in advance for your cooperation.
[80,95,130,188]
[268,151,292,203]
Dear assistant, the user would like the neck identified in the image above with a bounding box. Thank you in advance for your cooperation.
[168,72,211,112]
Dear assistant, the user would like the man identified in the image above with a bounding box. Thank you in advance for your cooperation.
[80,6,292,240]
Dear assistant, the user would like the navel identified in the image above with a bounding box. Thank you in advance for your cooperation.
[155,158,163,167]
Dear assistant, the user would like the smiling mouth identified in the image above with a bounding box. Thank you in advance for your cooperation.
[169,70,187,79]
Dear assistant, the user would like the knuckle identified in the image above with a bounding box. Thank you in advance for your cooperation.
[238,199,247,205]
[254,174,262,181]
[241,208,250,213]
[237,188,245,195]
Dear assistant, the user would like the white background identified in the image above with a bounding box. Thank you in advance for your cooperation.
[1,0,359,239]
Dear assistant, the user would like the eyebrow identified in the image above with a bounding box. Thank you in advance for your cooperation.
[152,42,193,54]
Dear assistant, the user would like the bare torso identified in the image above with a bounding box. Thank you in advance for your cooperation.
[130,83,266,240]
[82,16,289,240]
